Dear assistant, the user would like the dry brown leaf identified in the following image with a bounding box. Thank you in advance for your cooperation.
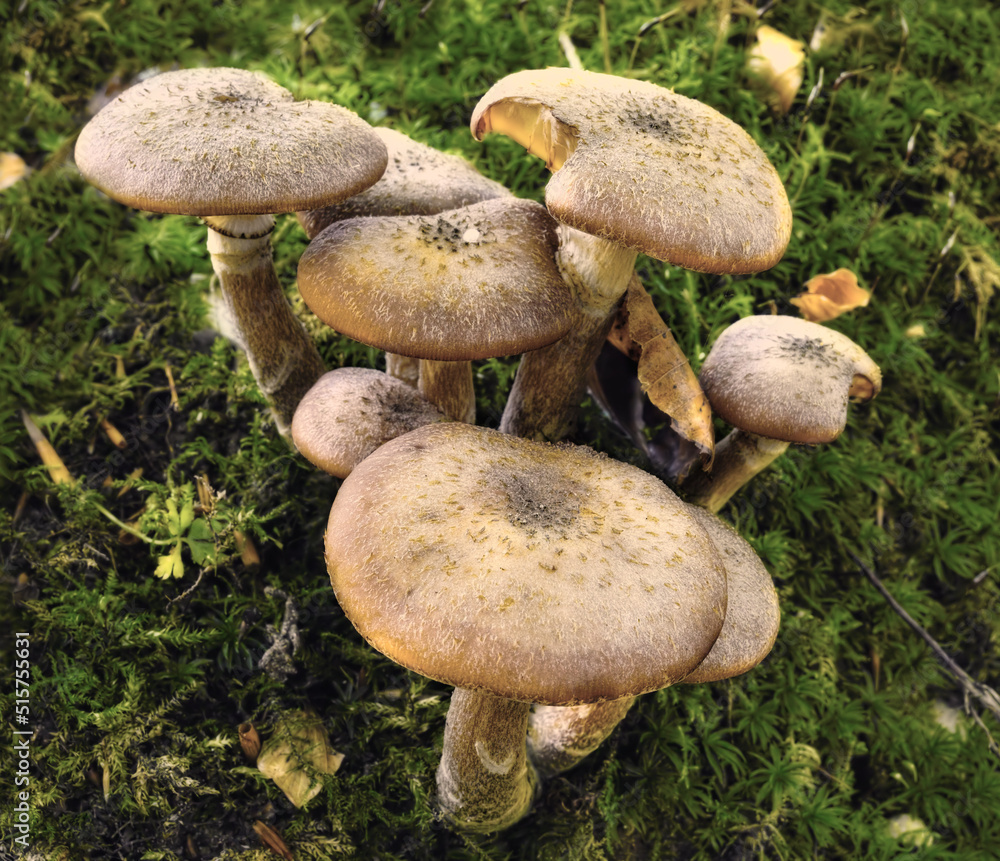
[253,820,295,861]
[608,274,714,461]
[791,268,871,322]
[747,25,806,114]
[257,711,343,808]
[238,721,262,763]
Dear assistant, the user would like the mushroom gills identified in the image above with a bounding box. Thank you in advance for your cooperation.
[477,100,578,172]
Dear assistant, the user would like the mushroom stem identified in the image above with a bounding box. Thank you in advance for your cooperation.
[418,359,476,424]
[205,214,326,435]
[385,353,420,388]
[500,227,637,440]
[437,688,537,832]
[681,429,790,513]
[528,696,636,777]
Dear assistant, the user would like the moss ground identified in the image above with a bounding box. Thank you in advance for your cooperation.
[1,1,999,858]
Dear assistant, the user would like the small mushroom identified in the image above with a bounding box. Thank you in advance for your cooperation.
[75,67,387,434]
[298,128,512,398]
[471,68,792,441]
[681,315,882,512]
[325,422,728,830]
[291,367,449,478]
[528,504,780,776]
[297,198,573,423]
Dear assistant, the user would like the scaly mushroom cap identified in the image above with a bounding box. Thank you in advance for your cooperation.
[471,68,792,274]
[291,368,449,478]
[297,197,574,361]
[298,128,510,239]
[681,507,780,684]
[698,315,882,444]
[326,423,728,705]
[75,67,387,216]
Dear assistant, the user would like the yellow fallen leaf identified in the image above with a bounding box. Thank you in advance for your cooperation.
[791,268,871,322]
[257,711,343,808]
[1,153,28,190]
[608,274,714,461]
[747,25,806,114]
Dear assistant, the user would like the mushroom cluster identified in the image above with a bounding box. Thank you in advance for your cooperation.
[75,67,388,434]
[75,63,881,834]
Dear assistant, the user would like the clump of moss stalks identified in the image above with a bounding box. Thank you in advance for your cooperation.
[2,1,999,858]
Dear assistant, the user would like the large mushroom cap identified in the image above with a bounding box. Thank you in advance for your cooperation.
[297,197,574,361]
[326,423,728,705]
[698,315,882,444]
[75,67,387,216]
[298,127,510,239]
[471,68,792,274]
[291,368,449,478]
[680,507,780,684]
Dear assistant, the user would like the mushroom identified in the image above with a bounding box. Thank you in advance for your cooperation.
[297,127,510,238]
[470,68,792,441]
[325,422,728,831]
[681,314,882,512]
[291,367,449,478]
[74,67,388,434]
[297,127,512,398]
[527,504,780,777]
[297,197,573,423]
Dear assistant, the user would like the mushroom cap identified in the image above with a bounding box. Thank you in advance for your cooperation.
[297,197,574,361]
[471,68,792,274]
[297,127,510,239]
[698,315,882,444]
[326,423,728,706]
[680,507,780,684]
[75,67,387,216]
[291,367,449,478]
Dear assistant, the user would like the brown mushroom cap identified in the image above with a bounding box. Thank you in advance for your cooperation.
[471,68,792,274]
[326,422,728,706]
[698,315,882,444]
[291,368,449,478]
[297,197,574,361]
[75,67,387,216]
[297,127,510,239]
[680,507,780,684]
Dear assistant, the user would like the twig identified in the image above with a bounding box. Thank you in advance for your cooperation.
[558,31,583,70]
[848,550,1000,755]
[169,565,206,604]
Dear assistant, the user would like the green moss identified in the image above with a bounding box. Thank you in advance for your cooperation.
[1,0,999,858]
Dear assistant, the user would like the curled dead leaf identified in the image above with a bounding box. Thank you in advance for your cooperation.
[257,710,344,808]
[791,268,871,322]
[607,274,714,462]
[747,25,806,114]
[21,410,74,486]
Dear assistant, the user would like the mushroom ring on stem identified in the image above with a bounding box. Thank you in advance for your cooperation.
[470,68,792,441]
[297,197,573,424]
[298,127,511,398]
[528,504,780,777]
[75,67,388,434]
[682,314,882,512]
[325,422,729,831]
